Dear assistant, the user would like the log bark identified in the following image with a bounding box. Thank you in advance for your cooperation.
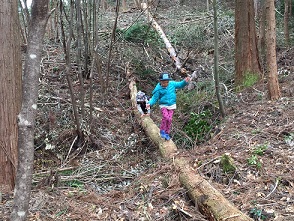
[129,79,253,221]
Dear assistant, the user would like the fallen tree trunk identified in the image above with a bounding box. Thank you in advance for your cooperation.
[141,2,198,81]
[129,79,253,221]
[141,3,182,71]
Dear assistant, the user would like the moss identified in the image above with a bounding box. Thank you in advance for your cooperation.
[236,71,260,91]
[220,154,236,174]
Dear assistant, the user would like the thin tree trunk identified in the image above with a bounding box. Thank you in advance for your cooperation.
[265,0,281,100]
[18,0,28,44]
[258,0,266,72]
[10,1,51,220]
[76,0,86,119]
[122,0,128,11]
[105,0,119,93]
[213,0,225,118]
[82,0,90,79]
[60,0,83,140]
[284,0,289,47]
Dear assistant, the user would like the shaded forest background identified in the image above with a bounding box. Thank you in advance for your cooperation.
[1,0,294,220]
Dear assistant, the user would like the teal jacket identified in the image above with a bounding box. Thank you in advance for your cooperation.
[148,80,188,107]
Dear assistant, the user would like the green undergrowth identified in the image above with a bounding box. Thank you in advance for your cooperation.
[173,89,221,148]
[119,22,161,46]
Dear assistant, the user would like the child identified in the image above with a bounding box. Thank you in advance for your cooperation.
[146,73,190,140]
[136,90,150,117]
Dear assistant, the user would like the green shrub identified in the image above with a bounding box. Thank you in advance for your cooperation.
[184,110,212,142]
[122,23,160,46]
[247,155,262,169]
[177,88,213,113]
[252,144,268,156]
[171,23,212,50]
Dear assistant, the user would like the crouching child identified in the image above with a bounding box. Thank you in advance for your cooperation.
[136,91,150,117]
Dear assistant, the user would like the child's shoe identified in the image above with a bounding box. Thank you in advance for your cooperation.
[164,133,170,141]
[160,130,166,139]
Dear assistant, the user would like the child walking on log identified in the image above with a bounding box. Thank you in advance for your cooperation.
[146,73,190,140]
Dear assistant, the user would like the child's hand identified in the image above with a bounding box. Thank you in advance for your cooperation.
[185,76,190,82]
[146,104,150,109]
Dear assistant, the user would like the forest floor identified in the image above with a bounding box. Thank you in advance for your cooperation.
[1,2,294,221]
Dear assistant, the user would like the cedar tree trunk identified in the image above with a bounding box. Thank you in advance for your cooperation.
[0,0,22,193]
[265,0,281,100]
[235,0,262,87]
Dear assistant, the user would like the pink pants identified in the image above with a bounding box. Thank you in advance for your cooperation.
[160,108,174,134]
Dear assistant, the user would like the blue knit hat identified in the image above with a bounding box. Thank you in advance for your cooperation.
[159,73,172,81]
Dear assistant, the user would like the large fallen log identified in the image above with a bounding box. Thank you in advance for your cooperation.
[129,79,253,221]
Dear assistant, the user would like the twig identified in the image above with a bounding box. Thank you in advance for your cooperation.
[197,156,221,170]
[34,166,79,175]
[176,206,193,218]
[264,178,279,199]
[223,214,241,220]
[62,135,78,167]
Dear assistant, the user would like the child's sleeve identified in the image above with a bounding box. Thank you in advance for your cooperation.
[148,91,159,106]
[174,80,188,89]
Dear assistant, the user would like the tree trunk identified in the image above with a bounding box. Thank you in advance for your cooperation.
[235,0,262,88]
[75,0,86,119]
[122,0,128,11]
[0,0,22,193]
[213,0,225,118]
[128,78,253,221]
[265,0,281,100]
[257,0,266,72]
[105,0,120,92]
[134,0,141,8]
[10,1,51,220]
[284,0,290,46]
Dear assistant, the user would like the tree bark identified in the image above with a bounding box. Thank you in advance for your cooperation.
[265,0,281,100]
[0,0,22,193]
[10,1,51,220]
[235,0,262,87]
[257,0,266,72]
[129,78,253,221]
